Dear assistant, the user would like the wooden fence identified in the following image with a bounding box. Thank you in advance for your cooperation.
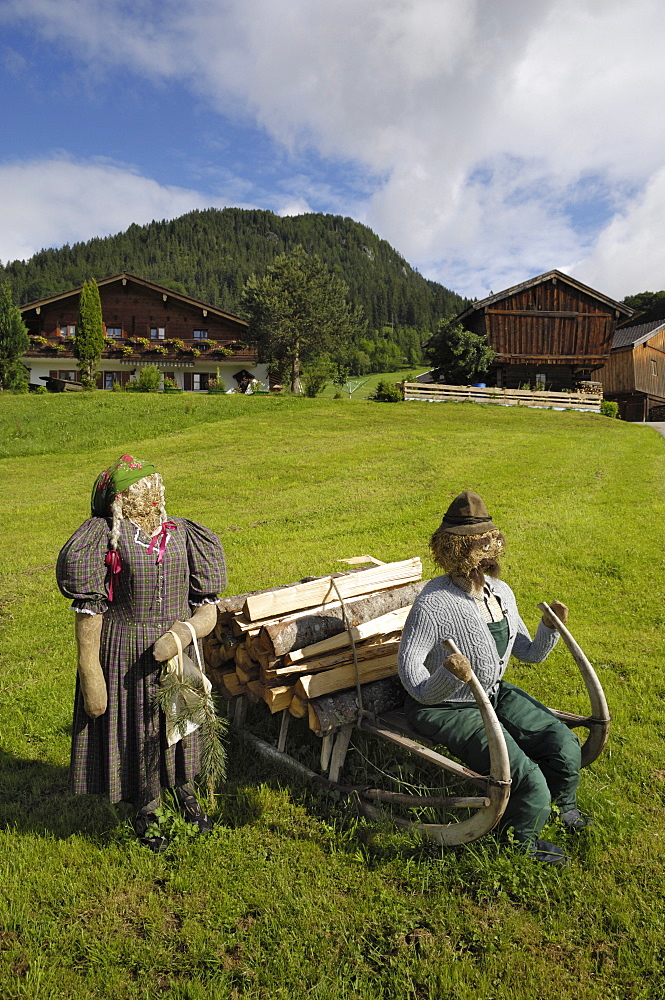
[401,382,603,412]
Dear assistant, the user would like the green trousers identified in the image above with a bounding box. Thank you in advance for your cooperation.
[405,681,581,845]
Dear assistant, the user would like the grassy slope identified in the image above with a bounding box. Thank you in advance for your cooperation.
[0,393,664,999]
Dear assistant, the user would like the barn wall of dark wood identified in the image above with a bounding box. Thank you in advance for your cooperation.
[598,349,635,394]
[463,277,620,374]
[635,338,665,399]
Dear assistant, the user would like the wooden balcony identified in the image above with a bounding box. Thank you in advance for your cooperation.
[25,337,258,365]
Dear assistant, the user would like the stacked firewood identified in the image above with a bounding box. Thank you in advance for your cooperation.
[202,558,424,733]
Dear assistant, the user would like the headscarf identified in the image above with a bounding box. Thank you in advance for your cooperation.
[91,454,159,516]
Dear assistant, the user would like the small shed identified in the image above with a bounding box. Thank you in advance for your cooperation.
[454,270,633,391]
[598,320,665,421]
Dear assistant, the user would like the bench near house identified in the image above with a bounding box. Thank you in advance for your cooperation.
[19,272,267,392]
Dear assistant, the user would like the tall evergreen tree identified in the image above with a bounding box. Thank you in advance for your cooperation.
[426,320,495,384]
[74,279,104,388]
[0,283,29,390]
[242,245,366,393]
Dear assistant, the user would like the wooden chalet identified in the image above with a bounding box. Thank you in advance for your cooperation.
[597,320,665,421]
[454,270,634,392]
[19,273,266,392]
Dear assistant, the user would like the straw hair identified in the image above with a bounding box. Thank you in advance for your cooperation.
[109,474,167,549]
[430,528,505,583]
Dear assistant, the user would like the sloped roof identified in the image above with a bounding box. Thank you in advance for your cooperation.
[456,269,634,322]
[612,319,665,350]
[20,272,248,328]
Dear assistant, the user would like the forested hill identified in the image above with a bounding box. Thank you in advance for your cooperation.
[0,209,465,335]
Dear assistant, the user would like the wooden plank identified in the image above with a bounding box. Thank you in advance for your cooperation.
[277,641,396,680]
[360,720,488,789]
[243,559,422,622]
[273,639,400,680]
[284,607,410,663]
[295,652,399,700]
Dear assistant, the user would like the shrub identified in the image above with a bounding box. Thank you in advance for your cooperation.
[600,400,620,418]
[135,365,162,392]
[302,359,335,397]
[369,379,402,402]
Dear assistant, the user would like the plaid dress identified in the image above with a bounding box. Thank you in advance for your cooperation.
[56,517,226,806]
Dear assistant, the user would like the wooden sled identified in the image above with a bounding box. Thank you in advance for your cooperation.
[230,603,610,846]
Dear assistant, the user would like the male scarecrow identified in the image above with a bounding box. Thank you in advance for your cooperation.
[56,455,226,851]
[398,490,590,864]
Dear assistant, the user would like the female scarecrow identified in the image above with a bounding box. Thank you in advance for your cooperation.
[56,455,226,850]
[398,490,590,864]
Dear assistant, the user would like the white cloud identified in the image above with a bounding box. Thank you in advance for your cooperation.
[0,156,231,262]
[3,0,665,295]
[576,168,665,298]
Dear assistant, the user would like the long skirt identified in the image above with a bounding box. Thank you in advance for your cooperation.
[70,619,200,807]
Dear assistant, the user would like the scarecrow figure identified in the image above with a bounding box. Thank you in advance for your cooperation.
[56,455,226,850]
[398,490,590,864]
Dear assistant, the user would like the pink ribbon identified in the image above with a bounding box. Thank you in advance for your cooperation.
[105,550,122,601]
[147,521,178,563]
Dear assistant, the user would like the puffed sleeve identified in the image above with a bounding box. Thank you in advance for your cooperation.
[55,517,111,614]
[182,519,227,605]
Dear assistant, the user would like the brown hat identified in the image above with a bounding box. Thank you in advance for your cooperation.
[437,491,497,536]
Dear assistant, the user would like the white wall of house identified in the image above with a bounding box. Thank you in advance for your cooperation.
[24,357,268,391]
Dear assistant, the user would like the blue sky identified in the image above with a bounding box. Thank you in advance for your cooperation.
[1,0,665,299]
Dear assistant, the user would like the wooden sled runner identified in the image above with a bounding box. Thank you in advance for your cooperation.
[229,603,610,846]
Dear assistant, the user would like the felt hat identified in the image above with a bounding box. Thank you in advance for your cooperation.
[437,491,497,536]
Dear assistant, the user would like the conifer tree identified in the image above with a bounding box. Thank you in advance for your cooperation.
[0,283,29,390]
[74,279,104,388]
[242,245,365,393]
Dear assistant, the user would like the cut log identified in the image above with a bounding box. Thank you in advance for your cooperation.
[207,667,246,699]
[289,694,308,718]
[246,679,263,704]
[295,651,399,700]
[261,580,425,657]
[285,607,411,664]
[308,676,404,733]
[262,684,295,714]
[236,662,260,684]
[244,559,422,622]
[235,643,258,672]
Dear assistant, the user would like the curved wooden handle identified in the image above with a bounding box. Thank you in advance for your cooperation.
[537,602,610,766]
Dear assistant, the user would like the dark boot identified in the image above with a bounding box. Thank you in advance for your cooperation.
[134,799,168,853]
[560,807,592,831]
[175,784,213,834]
[531,839,569,866]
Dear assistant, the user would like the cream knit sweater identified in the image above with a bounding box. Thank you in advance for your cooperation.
[398,575,559,705]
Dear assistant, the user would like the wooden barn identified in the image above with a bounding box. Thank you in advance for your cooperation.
[19,273,267,392]
[455,270,634,392]
[598,320,665,421]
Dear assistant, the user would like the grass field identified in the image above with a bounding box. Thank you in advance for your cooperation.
[1,391,664,999]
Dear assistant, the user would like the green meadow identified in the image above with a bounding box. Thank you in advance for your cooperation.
[0,390,664,1000]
